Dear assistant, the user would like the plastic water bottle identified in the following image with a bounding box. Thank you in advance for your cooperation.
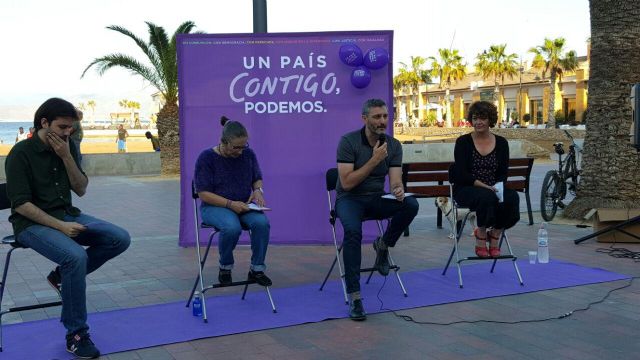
[192,291,203,317]
[537,223,549,263]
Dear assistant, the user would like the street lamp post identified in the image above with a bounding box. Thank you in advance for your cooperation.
[253,0,268,33]
[519,62,524,125]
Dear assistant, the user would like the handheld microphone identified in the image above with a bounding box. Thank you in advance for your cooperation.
[378,133,386,145]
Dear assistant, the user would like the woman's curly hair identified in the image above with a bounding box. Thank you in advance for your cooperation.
[466,101,498,127]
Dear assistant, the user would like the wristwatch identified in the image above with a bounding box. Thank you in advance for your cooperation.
[253,187,264,194]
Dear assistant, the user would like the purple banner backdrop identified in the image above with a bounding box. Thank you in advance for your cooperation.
[177,31,394,246]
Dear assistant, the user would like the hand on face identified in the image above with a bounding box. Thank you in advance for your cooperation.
[47,131,72,159]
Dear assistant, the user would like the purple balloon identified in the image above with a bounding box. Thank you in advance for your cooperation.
[350,66,371,89]
[363,47,389,70]
[339,44,364,66]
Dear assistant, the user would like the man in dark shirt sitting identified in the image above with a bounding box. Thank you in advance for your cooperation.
[145,131,161,151]
[5,98,130,359]
[335,98,419,321]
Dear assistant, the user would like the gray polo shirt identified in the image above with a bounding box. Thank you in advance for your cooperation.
[336,127,402,198]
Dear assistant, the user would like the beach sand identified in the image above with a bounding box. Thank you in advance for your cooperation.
[0,140,157,156]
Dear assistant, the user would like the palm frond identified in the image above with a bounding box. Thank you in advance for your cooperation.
[82,54,164,94]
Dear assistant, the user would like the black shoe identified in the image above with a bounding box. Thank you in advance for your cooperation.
[66,332,100,359]
[349,299,367,321]
[373,237,390,276]
[47,267,62,297]
[248,270,272,287]
[218,269,232,285]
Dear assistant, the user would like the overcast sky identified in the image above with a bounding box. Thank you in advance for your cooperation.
[0,0,590,120]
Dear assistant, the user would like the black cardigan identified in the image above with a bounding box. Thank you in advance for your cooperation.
[449,133,509,192]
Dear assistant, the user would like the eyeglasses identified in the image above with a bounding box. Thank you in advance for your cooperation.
[229,142,249,150]
[472,115,489,121]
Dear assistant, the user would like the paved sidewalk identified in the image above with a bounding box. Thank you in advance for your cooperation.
[1,163,639,359]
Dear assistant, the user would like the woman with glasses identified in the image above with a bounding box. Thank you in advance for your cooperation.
[193,116,272,287]
[449,101,520,258]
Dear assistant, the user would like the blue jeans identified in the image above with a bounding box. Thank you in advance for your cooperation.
[17,213,130,335]
[200,205,270,272]
[336,193,419,294]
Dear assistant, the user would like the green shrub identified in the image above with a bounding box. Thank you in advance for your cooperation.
[426,112,437,126]
[555,109,566,125]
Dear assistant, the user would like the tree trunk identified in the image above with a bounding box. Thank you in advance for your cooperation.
[564,0,640,218]
[445,87,452,127]
[547,70,557,128]
[156,101,180,175]
[493,81,500,121]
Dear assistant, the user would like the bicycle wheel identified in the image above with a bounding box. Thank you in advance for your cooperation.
[540,170,561,221]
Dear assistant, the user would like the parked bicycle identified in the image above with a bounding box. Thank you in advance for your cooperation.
[540,130,582,221]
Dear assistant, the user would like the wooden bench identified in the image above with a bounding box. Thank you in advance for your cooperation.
[402,158,535,232]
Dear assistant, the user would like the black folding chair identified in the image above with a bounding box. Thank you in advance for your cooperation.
[0,183,62,352]
[442,177,524,288]
[318,168,408,304]
[185,181,276,323]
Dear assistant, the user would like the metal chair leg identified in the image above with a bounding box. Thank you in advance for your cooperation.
[265,287,277,313]
[319,225,348,304]
[0,247,16,353]
[187,231,216,307]
[191,201,211,323]
[503,233,524,285]
[388,253,407,297]
[241,283,249,300]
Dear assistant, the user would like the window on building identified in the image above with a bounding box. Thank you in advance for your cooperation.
[530,100,543,125]
[505,101,517,122]
[563,98,577,123]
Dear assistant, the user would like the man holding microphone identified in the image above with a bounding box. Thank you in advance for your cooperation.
[334,98,419,321]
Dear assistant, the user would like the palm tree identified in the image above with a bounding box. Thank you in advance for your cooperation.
[118,99,130,125]
[393,56,430,122]
[82,21,200,174]
[529,38,578,128]
[86,100,96,125]
[428,48,466,127]
[475,44,519,112]
[564,0,640,218]
[127,100,141,128]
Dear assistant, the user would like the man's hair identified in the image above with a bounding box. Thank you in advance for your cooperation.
[33,98,79,130]
[466,101,498,127]
[361,98,387,116]
[145,131,152,138]
[220,116,248,143]
[18,127,23,131]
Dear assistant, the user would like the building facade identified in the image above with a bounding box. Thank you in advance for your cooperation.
[394,55,589,127]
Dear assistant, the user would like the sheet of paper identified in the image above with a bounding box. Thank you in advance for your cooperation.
[381,193,415,199]
[248,203,271,211]
[494,182,504,203]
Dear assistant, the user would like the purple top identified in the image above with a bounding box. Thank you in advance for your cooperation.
[194,147,262,203]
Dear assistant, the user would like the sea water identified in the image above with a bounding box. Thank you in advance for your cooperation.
[0,121,33,145]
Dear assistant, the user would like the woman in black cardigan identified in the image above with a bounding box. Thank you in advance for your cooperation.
[450,101,520,258]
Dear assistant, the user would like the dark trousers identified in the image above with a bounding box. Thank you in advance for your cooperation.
[336,193,419,294]
[453,186,520,229]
